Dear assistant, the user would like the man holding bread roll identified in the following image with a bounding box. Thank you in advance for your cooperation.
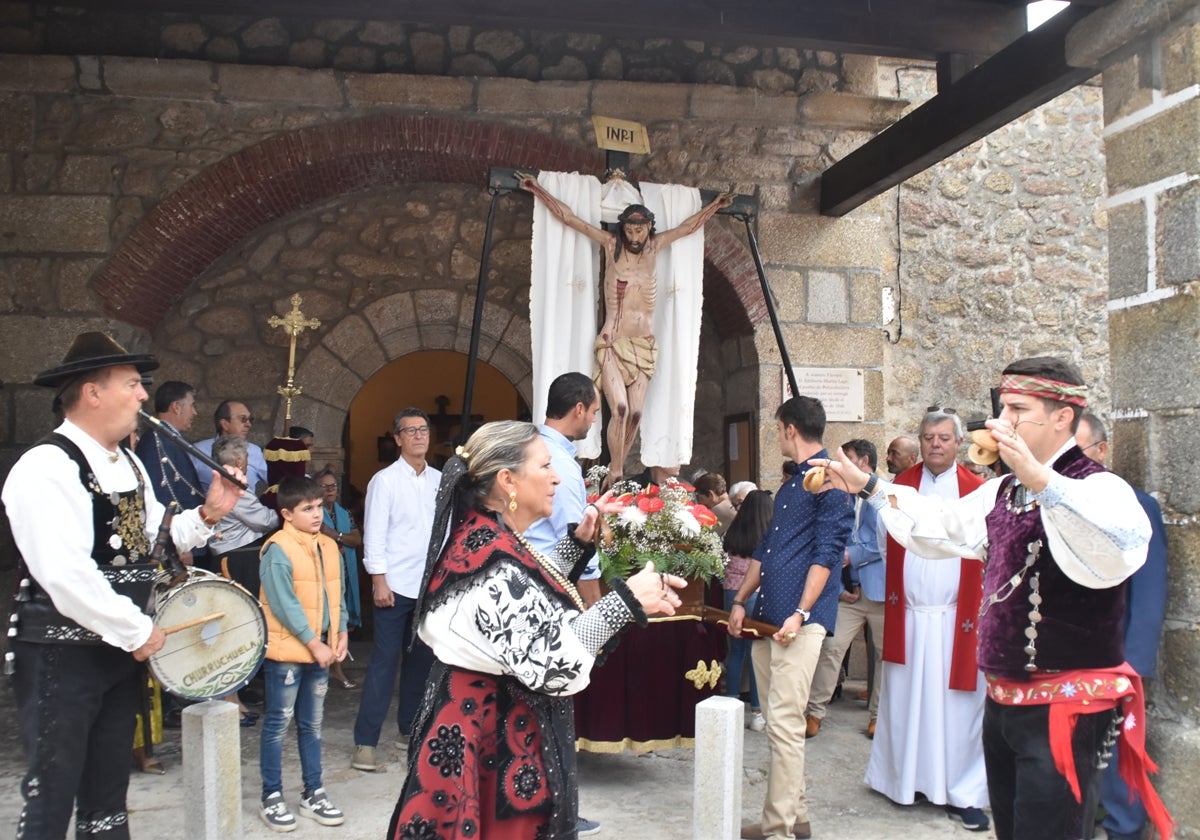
[728,395,855,840]
[817,356,1169,840]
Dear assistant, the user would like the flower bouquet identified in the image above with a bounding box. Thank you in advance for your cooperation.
[585,466,727,585]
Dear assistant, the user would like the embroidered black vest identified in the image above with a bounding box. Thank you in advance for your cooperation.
[12,433,159,645]
[978,446,1127,679]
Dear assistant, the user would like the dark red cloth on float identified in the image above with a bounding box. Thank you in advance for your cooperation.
[883,462,985,691]
[574,583,726,752]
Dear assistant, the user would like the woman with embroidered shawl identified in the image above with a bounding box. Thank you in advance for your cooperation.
[388,420,685,840]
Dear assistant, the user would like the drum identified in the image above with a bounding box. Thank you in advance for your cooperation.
[147,568,267,701]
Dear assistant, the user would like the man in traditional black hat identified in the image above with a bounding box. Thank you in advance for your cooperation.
[2,332,243,839]
[517,173,733,480]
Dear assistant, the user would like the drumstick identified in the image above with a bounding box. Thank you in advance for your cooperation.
[162,612,226,635]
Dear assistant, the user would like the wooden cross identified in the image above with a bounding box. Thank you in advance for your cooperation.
[267,294,321,426]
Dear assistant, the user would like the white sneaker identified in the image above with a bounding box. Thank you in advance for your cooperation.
[749,711,766,732]
[299,787,345,826]
[260,791,297,833]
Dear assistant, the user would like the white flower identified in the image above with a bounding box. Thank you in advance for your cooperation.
[619,506,648,527]
[673,508,701,537]
[1124,712,1137,731]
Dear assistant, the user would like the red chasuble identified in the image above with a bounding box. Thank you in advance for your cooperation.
[883,462,985,691]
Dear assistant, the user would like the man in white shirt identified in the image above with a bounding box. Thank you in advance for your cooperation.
[192,399,269,494]
[822,356,1166,840]
[351,408,440,772]
[2,332,241,837]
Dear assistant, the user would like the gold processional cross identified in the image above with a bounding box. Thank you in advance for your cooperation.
[267,294,321,426]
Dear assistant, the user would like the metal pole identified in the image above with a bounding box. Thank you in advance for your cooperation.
[461,190,501,439]
[739,215,799,398]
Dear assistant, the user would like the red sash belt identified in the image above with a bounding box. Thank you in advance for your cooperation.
[987,664,1173,840]
[883,463,984,691]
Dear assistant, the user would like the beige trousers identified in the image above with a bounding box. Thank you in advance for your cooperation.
[751,623,826,838]
[805,596,886,721]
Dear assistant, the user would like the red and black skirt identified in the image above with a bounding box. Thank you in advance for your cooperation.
[389,661,578,840]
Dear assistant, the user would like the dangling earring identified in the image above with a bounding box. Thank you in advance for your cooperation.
[508,491,518,513]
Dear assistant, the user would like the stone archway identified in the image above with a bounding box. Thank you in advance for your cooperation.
[92,113,768,340]
[285,290,533,448]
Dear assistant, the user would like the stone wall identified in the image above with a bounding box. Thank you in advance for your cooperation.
[0,52,898,500]
[879,60,1110,435]
[0,2,864,94]
[1098,10,1200,832]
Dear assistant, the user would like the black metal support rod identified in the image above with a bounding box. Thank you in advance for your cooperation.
[740,215,799,398]
[461,189,502,438]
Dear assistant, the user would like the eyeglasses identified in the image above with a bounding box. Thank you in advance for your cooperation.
[233,414,253,423]
[1079,440,1104,452]
[397,425,430,437]
[318,482,338,490]
[925,406,957,415]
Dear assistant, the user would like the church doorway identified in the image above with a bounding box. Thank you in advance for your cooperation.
[343,350,527,503]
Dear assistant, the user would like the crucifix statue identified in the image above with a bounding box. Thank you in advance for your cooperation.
[517,172,732,481]
[267,293,320,427]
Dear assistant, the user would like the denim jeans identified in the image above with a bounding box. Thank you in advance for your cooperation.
[723,589,760,709]
[260,659,329,800]
[352,592,435,747]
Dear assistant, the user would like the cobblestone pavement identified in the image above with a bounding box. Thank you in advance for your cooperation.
[0,642,991,839]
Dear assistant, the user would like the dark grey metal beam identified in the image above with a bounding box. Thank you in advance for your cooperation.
[820,3,1101,216]
[64,0,1034,61]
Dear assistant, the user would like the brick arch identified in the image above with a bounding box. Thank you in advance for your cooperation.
[703,224,768,339]
[94,115,604,331]
[284,290,534,447]
[93,113,767,340]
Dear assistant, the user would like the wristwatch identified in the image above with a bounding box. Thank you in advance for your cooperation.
[794,607,811,623]
[857,474,880,500]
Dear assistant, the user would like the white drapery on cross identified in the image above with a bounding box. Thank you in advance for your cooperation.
[528,172,704,467]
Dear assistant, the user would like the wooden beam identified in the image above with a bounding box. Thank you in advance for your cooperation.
[820,4,1100,216]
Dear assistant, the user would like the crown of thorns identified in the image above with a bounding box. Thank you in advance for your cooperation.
[617,204,655,225]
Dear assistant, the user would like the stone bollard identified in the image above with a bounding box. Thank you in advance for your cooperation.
[183,700,242,838]
[694,695,744,840]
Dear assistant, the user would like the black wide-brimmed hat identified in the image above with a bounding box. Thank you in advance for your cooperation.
[33,331,159,388]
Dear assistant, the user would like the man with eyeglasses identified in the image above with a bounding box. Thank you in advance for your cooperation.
[866,406,991,832]
[192,399,269,494]
[820,357,1167,840]
[351,408,439,773]
[1075,414,1168,840]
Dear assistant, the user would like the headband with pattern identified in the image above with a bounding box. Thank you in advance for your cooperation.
[999,374,1088,407]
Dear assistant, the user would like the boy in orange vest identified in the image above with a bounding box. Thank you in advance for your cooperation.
[258,476,348,832]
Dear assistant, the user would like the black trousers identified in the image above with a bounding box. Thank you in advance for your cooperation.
[982,697,1108,840]
[12,640,140,839]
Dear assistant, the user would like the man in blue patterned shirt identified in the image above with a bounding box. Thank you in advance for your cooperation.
[729,395,855,840]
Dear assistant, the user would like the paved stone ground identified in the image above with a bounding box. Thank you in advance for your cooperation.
[0,641,991,839]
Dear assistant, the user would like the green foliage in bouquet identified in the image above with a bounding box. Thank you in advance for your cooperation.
[585,467,727,582]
